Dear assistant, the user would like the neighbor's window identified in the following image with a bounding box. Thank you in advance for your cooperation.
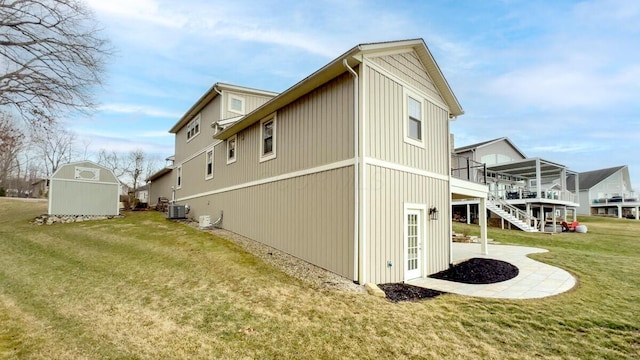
[228,95,245,115]
[259,114,277,162]
[186,114,201,141]
[403,89,424,147]
[176,165,182,189]
[205,149,214,179]
[227,134,237,164]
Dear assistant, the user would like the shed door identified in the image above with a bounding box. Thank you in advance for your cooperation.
[405,209,422,280]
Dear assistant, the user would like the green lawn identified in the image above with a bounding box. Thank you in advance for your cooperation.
[0,198,638,359]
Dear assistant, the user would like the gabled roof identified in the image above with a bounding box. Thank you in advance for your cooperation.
[215,38,464,140]
[567,165,626,191]
[169,83,278,134]
[455,137,527,159]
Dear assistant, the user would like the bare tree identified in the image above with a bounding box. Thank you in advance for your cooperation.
[0,0,110,126]
[128,149,145,194]
[97,148,126,178]
[31,122,75,177]
[0,112,24,190]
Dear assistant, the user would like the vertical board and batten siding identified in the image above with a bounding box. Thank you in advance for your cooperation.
[185,167,355,279]
[362,57,452,283]
[175,92,273,200]
[196,73,354,193]
[223,91,273,120]
[175,97,221,164]
[365,64,450,175]
[176,73,356,279]
[365,166,451,283]
[368,51,444,104]
[49,161,119,216]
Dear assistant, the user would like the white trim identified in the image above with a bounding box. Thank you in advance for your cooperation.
[404,203,427,281]
[228,94,245,115]
[204,147,214,180]
[365,157,449,181]
[226,134,237,164]
[403,87,425,148]
[177,158,356,202]
[359,57,367,284]
[365,59,450,112]
[259,113,277,162]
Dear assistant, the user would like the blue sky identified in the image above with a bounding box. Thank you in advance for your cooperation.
[79,0,640,191]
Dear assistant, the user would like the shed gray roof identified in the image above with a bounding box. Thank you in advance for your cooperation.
[566,166,626,191]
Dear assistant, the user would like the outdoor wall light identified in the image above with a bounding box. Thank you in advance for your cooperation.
[429,206,439,220]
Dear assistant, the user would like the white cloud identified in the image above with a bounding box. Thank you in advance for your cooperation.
[98,104,182,119]
[86,0,188,28]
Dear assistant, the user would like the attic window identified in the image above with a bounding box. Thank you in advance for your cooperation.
[186,114,201,142]
[229,95,245,115]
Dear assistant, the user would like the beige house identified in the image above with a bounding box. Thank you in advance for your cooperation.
[168,39,487,284]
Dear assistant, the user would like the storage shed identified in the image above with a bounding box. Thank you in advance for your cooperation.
[48,161,120,216]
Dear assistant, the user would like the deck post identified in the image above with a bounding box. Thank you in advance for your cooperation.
[479,197,488,255]
[539,204,544,231]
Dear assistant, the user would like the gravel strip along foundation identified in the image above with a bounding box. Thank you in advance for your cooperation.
[185,222,365,293]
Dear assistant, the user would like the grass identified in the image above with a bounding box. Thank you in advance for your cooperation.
[0,198,638,359]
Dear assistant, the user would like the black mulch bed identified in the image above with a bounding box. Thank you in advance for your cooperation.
[430,258,519,284]
[377,283,446,302]
[378,258,519,302]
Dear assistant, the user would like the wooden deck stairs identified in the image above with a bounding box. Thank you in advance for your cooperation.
[487,196,539,233]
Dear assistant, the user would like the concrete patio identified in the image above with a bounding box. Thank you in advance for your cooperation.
[408,243,576,299]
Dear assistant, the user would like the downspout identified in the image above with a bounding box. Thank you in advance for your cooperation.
[344,58,360,283]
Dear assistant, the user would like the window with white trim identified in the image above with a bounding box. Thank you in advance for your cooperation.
[205,149,214,179]
[259,114,276,162]
[228,94,245,115]
[227,134,237,164]
[403,89,424,147]
[176,165,182,189]
[186,115,201,141]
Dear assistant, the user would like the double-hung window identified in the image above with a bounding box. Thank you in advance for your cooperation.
[227,134,237,164]
[403,89,424,147]
[259,114,277,162]
[205,149,214,179]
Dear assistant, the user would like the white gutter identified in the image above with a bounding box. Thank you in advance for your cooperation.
[344,58,360,283]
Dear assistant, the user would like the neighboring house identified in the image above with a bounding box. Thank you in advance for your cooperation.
[169,38,487,285]
[452,137,579,232]
[146,155,176,208]
[135,184,150,204]
[30,178,49,198]
[567,165,638,218]
[49,161,120,216]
